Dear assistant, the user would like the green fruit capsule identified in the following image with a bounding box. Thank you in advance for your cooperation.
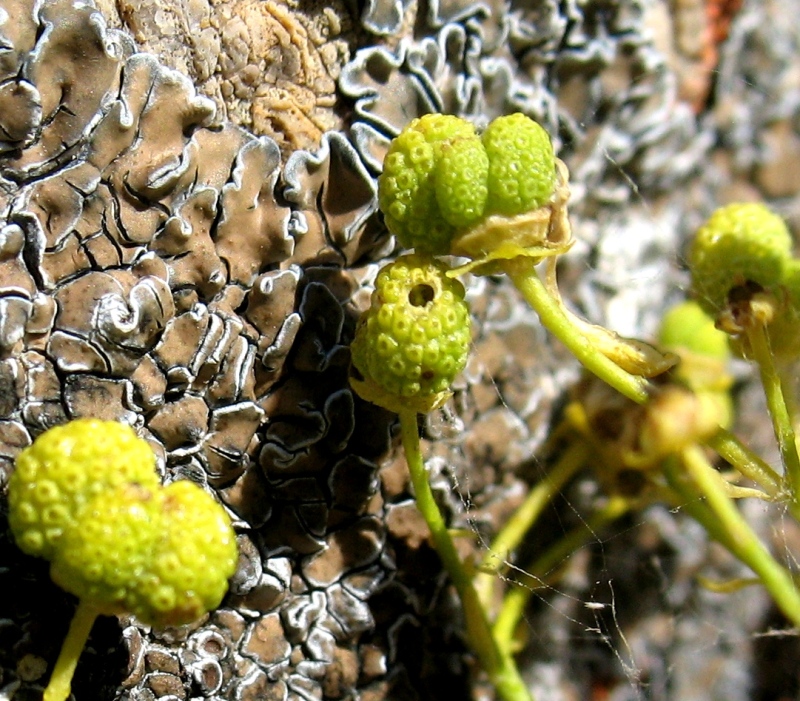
[50,483,161,616]
[688,202,793,316]
[350,254,471,413]
[482,113,556,217]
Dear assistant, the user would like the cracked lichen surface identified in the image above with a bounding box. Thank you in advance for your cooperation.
[97,0,360,156]
[0,1,396,697]
[1,0,800,699]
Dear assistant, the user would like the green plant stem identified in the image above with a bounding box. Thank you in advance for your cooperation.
[475,441,589,609]
[661,461,751,557]
[44,600,100,701]
[671,446,800,628]
[706,429,783,497]
[706,428,800,521]
[745,322,800,500]
[493,495,632,654]
[398,410,533,701]
[776,361,800,435]
[503,258,650,405]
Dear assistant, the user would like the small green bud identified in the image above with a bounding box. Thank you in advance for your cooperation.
[9,420,237,626]
[659,300,730,361]
[688,203,793,316]
[658,300,733,394]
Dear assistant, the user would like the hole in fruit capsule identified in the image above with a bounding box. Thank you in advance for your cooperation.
[421,369,434,380]
[728,280,764,304]
[409,284,435,307]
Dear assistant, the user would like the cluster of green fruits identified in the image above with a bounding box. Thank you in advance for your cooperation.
[349,111,584,701]
[10,107,796,701]
[7,419,237,701]
[352,112,572,415]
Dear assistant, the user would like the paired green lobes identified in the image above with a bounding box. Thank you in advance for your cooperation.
[351,254,471,399]
[689,202,793,315]
[378,112,557,255]
[8,419,237,627]
[379,114,477,254]
[50,480,237,627]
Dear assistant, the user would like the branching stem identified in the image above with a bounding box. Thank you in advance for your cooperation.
[493,495,632,653]
[503,258,650,404]
[671,447,800,629]
[476,441,588,609]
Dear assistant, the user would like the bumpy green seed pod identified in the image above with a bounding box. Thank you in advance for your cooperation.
[132,480,238,627]
[50,484,161,616]
[688,202,793,316]
[350,254,471,413]
[378,114,481,254]
[434,135,489,229]
[482,113,556,217]
[8,419,160,559]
